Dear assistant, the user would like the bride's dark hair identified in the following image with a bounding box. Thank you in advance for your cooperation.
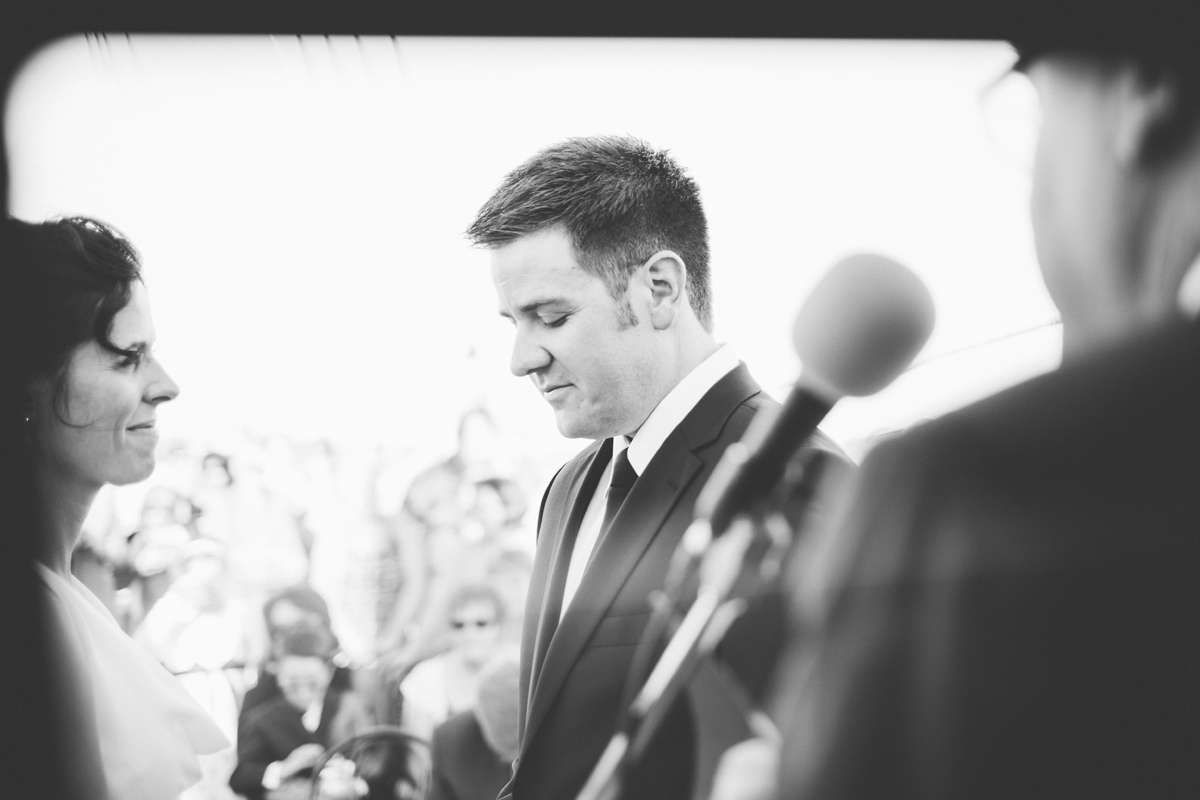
[1,216,143,429]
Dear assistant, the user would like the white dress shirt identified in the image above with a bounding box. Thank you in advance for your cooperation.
[559,345,740,620]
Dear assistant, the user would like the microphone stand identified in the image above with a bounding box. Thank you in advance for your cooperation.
[574,447,835,800]
[574,508,794,800]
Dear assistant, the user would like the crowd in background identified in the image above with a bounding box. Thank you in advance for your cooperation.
[70,406,542,799]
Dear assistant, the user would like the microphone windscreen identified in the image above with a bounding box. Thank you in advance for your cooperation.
[792,253,935,398]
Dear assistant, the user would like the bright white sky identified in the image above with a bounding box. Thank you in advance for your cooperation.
[6,35,1060,466]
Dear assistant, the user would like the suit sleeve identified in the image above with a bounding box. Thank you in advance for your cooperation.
[426,724,459,800]
[228,713,277,797]
[769,433,947,799]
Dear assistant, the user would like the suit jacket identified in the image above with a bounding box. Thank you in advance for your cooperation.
[428,709,513,800]
[506,363,844,800]
[774,318,1200,799]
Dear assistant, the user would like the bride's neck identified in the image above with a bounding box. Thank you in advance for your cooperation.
[34,459,100,578]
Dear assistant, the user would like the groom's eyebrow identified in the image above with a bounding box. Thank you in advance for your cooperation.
[499,297,568,320]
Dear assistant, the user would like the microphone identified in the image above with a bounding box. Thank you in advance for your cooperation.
[695,252,936,537]
[577,254,935,800]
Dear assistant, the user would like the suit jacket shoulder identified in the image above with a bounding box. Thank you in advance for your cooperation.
[827,318,1200,587]
[775,320,1200,800]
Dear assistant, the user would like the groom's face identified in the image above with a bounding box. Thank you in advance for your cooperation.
[492,225,660,440]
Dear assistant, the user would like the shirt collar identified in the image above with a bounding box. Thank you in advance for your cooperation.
[620,344,739,476]
[302,698,323,732]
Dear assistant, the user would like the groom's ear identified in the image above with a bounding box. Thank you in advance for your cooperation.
[638,250,687,331]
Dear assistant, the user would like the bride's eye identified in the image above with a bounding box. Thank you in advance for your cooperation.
[117,345,147,370]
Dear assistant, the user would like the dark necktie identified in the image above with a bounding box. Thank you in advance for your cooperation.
[600,445,638,536]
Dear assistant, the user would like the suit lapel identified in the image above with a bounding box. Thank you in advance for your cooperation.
[520,439,610,733]
[521,363,762,752]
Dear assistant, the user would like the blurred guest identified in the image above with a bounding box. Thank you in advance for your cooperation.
[193,451,237,544]
[772,20,1200,800]
[405,410,507,527]
[303,442,422,667]
[241,585,354,724]
[399,584,507,739]
[127,483,193,615]
[395,439,539,658]
[4,215,228,798]
[463,477,530,554]
[223,447,310,626]
[231,627,374,800]
[428,654,521,800]
[134,538,249,742]
[485,547,534,645]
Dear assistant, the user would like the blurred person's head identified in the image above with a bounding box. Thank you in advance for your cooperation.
[301,439,338,485]
[472,478,527,533]
[456,407,499,465]
[473,654,521,763]
[276,626,337,711]
[172,538,228,611]
[469,136,717,440]
[200,452,233,488]
[472,480,508,534]
[1013,25,1200,360]
[405,464,472,529]
[228,448,267,491]
[446,584,504,668]
[2,216,179,493]
[264,585,334,652]
[139,484,183,528]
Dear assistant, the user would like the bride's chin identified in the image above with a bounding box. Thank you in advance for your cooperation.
[106,456,157,487]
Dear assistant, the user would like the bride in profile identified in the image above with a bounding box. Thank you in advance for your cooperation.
[4,215,228,798]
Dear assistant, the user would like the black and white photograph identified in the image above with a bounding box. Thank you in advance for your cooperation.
[2,3,1196,799]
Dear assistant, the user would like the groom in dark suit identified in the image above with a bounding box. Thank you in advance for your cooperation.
[467,135,844,800]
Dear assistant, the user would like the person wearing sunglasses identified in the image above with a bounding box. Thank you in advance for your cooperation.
[399,584,509,740]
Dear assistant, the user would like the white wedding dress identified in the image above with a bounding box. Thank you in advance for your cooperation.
[38,564,230,800]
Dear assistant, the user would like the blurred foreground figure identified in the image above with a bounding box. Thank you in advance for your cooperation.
[772,20,1200,800]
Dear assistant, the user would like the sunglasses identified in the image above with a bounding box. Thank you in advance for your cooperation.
[451,618,496,629]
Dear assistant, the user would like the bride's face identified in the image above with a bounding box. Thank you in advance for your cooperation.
[32,282,179,488]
